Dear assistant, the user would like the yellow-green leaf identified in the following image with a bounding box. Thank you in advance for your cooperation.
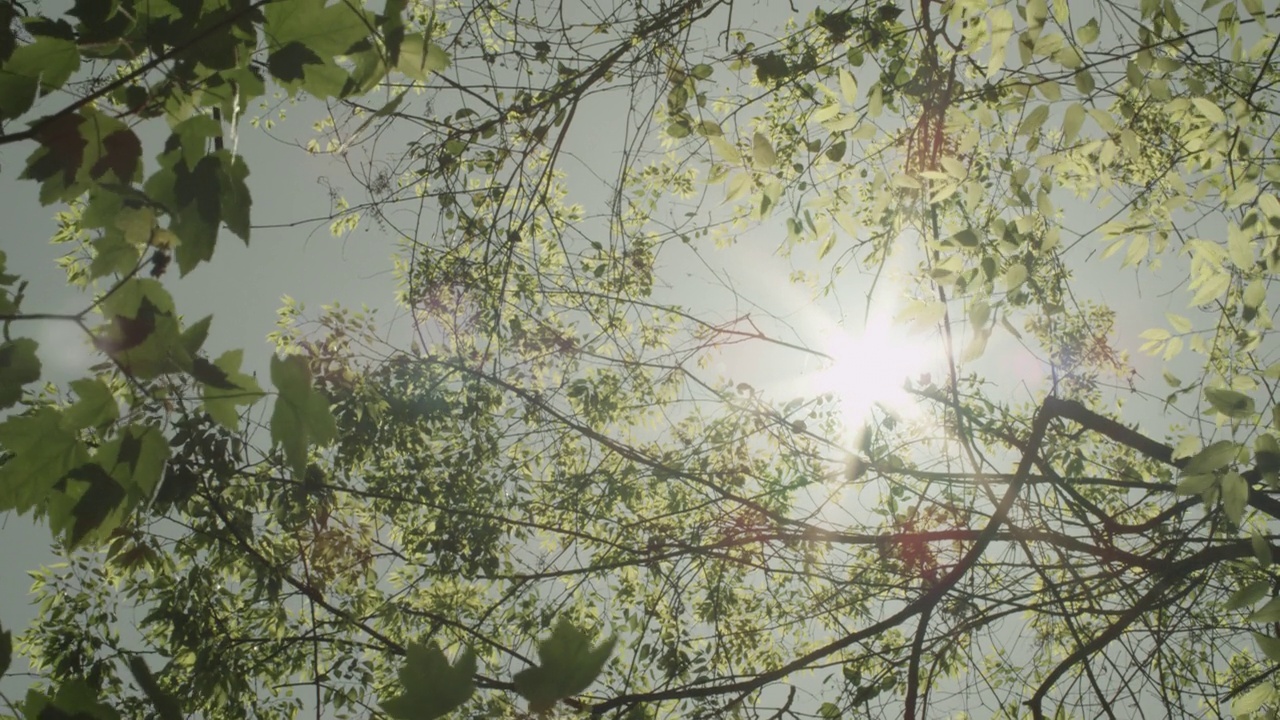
[838,69,858,104]
[751,132,777,169]
[1191,97,1225,124]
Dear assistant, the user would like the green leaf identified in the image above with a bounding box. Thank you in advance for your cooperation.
[94,279,188,377]
[58,463,125,547]
[1205,387,1255,418]
[267,41,323,82]
[20,678,119,720]
[1222,470,1248,525]
[751,131,776,169]
[1062,102,1084,143]
[0,338,41,410]
[1175,473,1216,495]
[1233,683,1275,716]
[46,425,168,547]
[90,232,142,279]
[0,36,80,120]
[0,408,88,514]
[381,0,408,64]
[114,424,169,493]
[202,350,265,430]
[1255,632,1280,662]
[264,0,371,57]
[1249,597,1280,623]
[514,618,616,713]
[270,354,337,477]
[666,119,691,138]
[1077,18,1100,44]
[397,34,450,80]
[691,63,713,80]
[127,656,183,720]
[1183,440,1241,474]
[951,228,980,247]
[1018,104,1050,136]
[1254,530,1273,568]
[1192,97,1226,124]
[838,68,857,104]
[379,642,476,720]
[216,150,252,242]
[62,378,118,431]
[1003,263,1028,291]
[180,315,213,358]
[1227,580,1271,610]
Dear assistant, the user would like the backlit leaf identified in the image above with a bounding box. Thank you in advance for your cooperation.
[752,131,777,169]
[62,378,117,431]
[0,36,79,120]
[202,350,265,430]
[1227,581,1270,610]
[1221,471,1248,525]
[1183,440,1240,474]
[397,34,450,80]
[270,354,338,477]
[0,408,88,514]
[1205,386,1254,418]
[838,69,857,104]
[514,618,616,713]
[380,642,476,720]
[1062,102,1084,143]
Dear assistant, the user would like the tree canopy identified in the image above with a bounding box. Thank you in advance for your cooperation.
[1,0,1280,717]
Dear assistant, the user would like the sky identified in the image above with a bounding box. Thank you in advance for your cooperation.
[1,0,1274,712]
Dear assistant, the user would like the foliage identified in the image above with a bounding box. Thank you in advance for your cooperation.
[1,0,1280,718]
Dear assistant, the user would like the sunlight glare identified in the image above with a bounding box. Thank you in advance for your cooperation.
[802,309,934,433]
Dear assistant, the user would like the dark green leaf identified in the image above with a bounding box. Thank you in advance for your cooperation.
[270,354,337,476]
[0,619,10,679]
[753,52,790,85]
[215,150,251,241]
[63,462,126,547]
[1227,580,1270,610]
[0,338,41,410]
[381,0,407,66]
[127,656,183,720]
[380,642,476,720]
[0,3,14,63]
[513,618,616,713]
[22,678,119,720]
[267,41,323,83]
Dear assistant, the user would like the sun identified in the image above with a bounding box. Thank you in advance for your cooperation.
[801,309,935,433]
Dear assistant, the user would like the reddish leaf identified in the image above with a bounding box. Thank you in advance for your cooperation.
[23,113,87,187]
[90,129,143,183]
